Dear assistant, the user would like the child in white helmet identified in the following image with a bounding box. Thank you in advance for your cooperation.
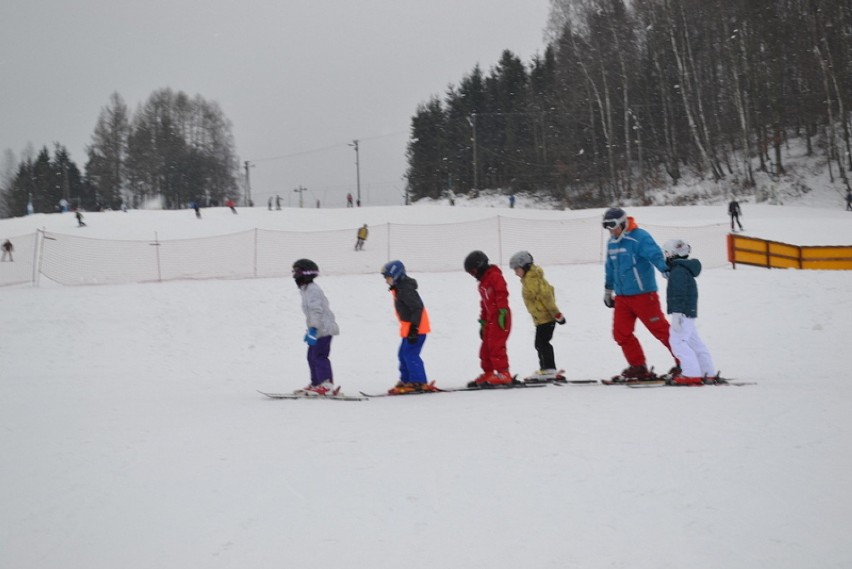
[663,239,717,384]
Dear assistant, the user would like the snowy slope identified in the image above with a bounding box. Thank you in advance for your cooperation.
[1,200,851,569]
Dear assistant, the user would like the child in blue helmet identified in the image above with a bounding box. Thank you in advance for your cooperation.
[381,260,436,394]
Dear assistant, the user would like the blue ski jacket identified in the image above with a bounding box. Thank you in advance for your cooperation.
[604,218,668,296]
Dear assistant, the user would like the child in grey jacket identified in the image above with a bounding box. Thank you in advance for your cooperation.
[292,258,340,395]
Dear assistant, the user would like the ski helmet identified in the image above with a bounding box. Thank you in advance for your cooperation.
[292,258,319,286]
[509,250,534,271]
[381,260,406,283]
[602,207,627,230]
[464,250,489,279]
[662,239,691,259]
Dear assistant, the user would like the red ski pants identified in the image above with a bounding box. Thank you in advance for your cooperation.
[612,292,675,367]
[480,318,511,373]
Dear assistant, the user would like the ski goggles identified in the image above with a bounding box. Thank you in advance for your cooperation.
[602,219,622,229]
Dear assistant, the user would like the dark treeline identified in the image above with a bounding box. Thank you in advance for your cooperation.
[1,89,239,217]
[405,0,852,206]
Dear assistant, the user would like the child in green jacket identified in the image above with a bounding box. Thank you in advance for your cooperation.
[509,251,566,382]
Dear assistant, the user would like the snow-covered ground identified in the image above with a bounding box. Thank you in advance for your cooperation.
[1,194,851,568]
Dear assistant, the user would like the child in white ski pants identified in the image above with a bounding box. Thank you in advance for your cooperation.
[669,313,715,377]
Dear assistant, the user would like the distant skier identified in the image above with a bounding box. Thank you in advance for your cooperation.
[509,250,566,382]
[728,199,743,231]
[354,224,368,251]
[603,207,678,381]
[1,239,13,262]
[464,250,513,387]
[75,210,86,227]
[226,198,237,214]
[292,258,340,396]
[663,239,717,385]
[846,189,852,211]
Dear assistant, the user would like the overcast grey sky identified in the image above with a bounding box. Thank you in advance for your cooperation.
[1,1,551,207]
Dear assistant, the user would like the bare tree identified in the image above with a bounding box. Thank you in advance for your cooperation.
[86,92,130,208]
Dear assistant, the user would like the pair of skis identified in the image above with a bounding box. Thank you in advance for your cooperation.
[257,390,369,401]
[602,377,755,388]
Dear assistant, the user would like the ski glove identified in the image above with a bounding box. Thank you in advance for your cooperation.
[407,325,419,345]
[555,313,566,325]
[497,308,508,330]
[603,289,615,308]
[479,318,486,339]
[304,327,318,346]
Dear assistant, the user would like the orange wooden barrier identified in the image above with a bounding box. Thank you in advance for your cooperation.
[727,234,852,270]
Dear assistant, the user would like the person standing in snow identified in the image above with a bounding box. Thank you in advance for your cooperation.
[509,251,566,382]
[1,239,13,262]
[603,207,678,381]
[354,224,368,251]
[75,210,86,227]
[464,250,513,387]
[728,198,743,231]
[292,258,340,396]
[663,239,717,385]
[846,189,852,211]
[380,260,437,395]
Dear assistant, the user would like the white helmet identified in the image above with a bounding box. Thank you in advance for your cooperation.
[662,239,691,259]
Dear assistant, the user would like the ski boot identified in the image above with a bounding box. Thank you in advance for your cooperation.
[387,381,439,395]
[295,380,337,396]
[659,365,681,382]
[469,370,514,388]
[488,370,514,386]
[523,369,565,383]
[468,371,494,388]
[610,365,655,383]
[668,374,703,386]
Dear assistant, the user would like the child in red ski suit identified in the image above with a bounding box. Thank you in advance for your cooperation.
[464,250,513,386]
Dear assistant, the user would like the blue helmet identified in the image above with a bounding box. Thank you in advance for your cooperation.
[381,260,406,283]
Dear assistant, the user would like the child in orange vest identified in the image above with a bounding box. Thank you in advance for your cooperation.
[381,260,436,394]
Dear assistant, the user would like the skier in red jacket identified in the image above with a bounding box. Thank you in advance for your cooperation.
[464,250,513,387]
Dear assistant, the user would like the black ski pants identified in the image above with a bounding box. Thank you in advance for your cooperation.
[535,321,557,370]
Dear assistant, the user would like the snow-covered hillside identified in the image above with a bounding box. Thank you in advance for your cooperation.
[1,193,851,568]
